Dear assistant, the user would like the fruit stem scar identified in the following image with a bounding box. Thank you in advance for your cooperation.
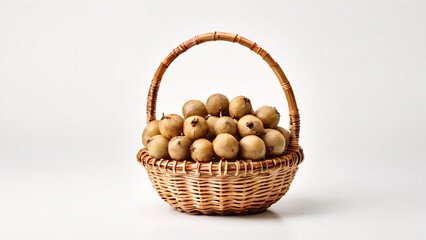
[191,118,199,126]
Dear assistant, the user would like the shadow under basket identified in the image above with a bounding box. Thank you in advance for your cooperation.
[137,32,305,215]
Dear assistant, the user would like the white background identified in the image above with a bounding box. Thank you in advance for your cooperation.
[1,0,425,239]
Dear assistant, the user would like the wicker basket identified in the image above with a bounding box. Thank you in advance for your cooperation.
[137,32,304,215]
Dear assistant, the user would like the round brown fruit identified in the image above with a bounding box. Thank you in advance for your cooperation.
[229,96,253,119]
[214,116,237,136]
[237,115,264,137]
[142,120,160,146]
[182,100,208,119]
[239,135,266,160]
[213,133,239,159]
[206,93,229,116]
[190,139,214,162]
[205,116,219,141]
[255,106,280,129]
[276,126,291,151]
[168,136,192,160]
[159,114,184,139]
[261,129,285,156]
[147,135,169,159]
[183,116,208,140]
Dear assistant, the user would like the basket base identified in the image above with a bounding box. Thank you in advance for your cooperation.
[150,169,293,215]
[174,206,269,215]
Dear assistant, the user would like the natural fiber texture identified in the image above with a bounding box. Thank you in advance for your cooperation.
[139,32,304,215]
[137,147,303,215]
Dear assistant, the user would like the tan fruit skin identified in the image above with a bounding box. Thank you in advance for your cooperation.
[255,106,280,129]
[142,120,160,146]
[214,116,237,136]
[237,115,264,137]
[276,126,291,150]
[168,114,184,122]
[147,135,170,159]
[261,129,285,156]
[205,116,219,141]
[168,136,192,160]
[213,133,239,159]
[182,100,208,119]
[183,116,208,140]
[229,96,253,119]
[190,139,214,162]
[206,94,229,116]
[159,114,184,139]
[239,135,266,160]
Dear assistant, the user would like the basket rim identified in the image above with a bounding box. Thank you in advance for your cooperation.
[137,146,303,177]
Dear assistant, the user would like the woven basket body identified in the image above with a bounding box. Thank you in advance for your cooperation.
[138,32,304,215]
[138,147,303,215]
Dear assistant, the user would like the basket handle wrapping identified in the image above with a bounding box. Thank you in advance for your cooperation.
[146,32,301,147]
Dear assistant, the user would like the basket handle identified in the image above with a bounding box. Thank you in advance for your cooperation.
[146,32,301,147]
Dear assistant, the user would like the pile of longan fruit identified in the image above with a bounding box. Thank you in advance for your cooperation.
[142,94,290,161]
